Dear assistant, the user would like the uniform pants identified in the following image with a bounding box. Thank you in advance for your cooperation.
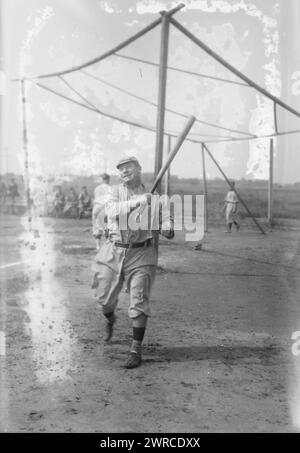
[93,262,156,319]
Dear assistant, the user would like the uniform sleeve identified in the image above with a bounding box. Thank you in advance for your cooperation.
[105,185,146,220]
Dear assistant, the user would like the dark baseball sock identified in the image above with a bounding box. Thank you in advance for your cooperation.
[133,327,145,342]
[104,312,115,323]
[131,329,145,357]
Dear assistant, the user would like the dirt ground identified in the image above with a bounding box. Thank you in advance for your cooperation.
[1,214,300,433]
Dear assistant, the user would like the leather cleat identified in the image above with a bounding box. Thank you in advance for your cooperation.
[124,352,142,369]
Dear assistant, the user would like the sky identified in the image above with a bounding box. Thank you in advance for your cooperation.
[1,0,300,183]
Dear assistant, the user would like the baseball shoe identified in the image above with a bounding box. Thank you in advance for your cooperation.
[104,314,116,342]
[124,352,142,369]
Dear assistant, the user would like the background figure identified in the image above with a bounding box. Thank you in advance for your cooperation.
[52,185,65,217]
[223,181,240,233]
[63,187,78,218]
[78,186,92,219]
[93,173,111,249]
[7,178,19,214]
[0,178,7,211]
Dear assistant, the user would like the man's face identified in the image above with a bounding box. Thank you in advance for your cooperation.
[119,162,141,185]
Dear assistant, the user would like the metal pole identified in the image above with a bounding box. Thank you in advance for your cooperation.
[273,102,278,134]
[268,138,274,225]
[170,17,300,121]
[151,116,196,193]
[202,143,265,235]
[14,18,163,81]
[13,5,184,82]
[164,135,171,196]
[154,12,170,195]
[201,143,208,232]
[21,79,32,231]
[0,0,4,174]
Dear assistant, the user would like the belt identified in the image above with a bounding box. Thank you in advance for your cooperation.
[114,238,152,249]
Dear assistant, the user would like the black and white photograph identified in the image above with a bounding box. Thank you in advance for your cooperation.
[1,0,300,435]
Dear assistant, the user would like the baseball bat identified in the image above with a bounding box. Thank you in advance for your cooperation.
[150,115,196,193]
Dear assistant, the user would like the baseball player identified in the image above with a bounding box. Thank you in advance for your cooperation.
[223,180,240,232]
[92,156,174,369]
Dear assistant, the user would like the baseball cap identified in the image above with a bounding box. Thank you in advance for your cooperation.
[116,156,141,169]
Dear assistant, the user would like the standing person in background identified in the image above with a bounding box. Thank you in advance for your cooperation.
[223,180,240,233]
[63,187,78,218]
[52,185,65,217]
[78,186,92,219]
[92,173,111,250]
[7,178,19,214]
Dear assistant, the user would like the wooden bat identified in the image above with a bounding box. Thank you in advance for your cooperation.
[150,115,196,193]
